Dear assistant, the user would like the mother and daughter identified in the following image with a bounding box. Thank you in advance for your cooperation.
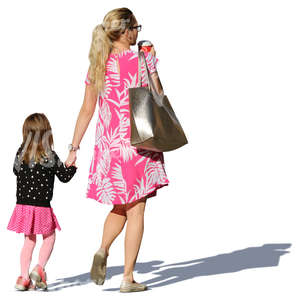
[7,7,169,294]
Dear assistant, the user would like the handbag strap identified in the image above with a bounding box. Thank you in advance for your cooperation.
[137,51,161,97]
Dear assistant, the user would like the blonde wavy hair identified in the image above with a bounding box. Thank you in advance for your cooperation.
[87,7,137,95]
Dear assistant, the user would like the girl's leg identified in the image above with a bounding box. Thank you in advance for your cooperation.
[99,205,127,255]
[38,231,56,268]
[123,197,147,282]
[20,234,37,279]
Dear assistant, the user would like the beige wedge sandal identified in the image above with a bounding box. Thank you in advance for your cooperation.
[90,248,109,285]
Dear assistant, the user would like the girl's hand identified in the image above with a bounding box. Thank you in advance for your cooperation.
[65,151,77,168]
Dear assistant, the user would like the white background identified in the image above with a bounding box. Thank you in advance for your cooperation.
[0,0,299,299]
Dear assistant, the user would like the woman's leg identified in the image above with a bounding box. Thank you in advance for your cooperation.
[99,205,127,255]
[20,234,37,279]
[123,197,147,282]
[38,231,56,268]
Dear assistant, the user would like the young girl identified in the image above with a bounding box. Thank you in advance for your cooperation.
[7,113,78,291]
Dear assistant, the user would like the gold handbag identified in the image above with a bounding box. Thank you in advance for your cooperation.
[128,51,188,152]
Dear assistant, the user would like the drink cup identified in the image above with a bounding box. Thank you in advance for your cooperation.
[138,40,153,52]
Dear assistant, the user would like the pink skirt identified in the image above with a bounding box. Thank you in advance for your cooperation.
[7,204,61,235]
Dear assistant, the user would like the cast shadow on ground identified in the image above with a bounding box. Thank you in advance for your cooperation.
[47,243,291,292]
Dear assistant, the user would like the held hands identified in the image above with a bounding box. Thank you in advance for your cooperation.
[65,150,77,168]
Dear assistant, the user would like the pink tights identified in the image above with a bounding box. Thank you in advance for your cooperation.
[20,231,56,279]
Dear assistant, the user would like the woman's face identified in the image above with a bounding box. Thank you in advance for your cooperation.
[127,21,138,45]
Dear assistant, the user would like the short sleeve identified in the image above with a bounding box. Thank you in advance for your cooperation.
[143,51,159,74]
[85,71,91,85]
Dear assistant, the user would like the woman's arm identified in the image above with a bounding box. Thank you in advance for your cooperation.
[65,83,98,167]
[144,46,164,95]
[150,71,164,95]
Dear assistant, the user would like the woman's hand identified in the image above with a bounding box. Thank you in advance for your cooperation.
[65,150,77,167]
[150,45,156,57]
[140,45,156,57]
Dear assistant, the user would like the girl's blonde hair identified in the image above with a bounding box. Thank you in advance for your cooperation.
[20,113,54,164]
[87,7,137,95]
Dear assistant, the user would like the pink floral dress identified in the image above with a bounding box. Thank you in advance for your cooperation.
[85,49,169,205]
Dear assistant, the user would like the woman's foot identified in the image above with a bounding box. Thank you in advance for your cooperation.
[15,276,36,291]
[29,264,47,290]
[120,278,148,292]
[90,248,109,285]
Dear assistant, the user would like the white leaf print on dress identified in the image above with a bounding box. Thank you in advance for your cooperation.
[124,72,138,90]
[106,126,121,154]
[99,98,112,128]
[111,162,127,204]
[131,176,150,203]
[96,177,116,204]
[145,157,166,187]
[101,75,113,99]
[116,88,129,108]
[120,139,137,163]
[95,121,109,153]
[88,158,103,188]
[98,142,111,176]
[106,58,120,87]
[134,150,156,166]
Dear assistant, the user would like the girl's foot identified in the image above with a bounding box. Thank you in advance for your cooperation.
[15,276,36,291]
[29,264,47,290]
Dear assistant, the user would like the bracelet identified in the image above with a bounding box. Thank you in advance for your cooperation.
[68,143,80,151]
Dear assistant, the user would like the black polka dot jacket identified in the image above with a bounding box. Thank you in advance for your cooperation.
[13,146,77,207]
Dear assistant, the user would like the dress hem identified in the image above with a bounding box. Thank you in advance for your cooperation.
[7,227,61,235]
[86,181,169,205]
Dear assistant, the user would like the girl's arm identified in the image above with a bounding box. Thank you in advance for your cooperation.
[53,151,77,182]
[65,83,98,167]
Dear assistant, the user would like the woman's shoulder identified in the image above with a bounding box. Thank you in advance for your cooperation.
[108,49,138,60]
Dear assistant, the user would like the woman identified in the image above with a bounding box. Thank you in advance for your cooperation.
[65,7,169,292]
